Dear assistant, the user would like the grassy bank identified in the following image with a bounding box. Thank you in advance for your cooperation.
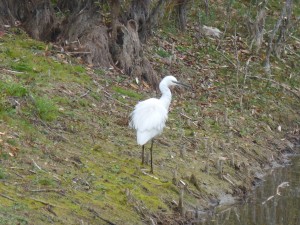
[1,1,300,224]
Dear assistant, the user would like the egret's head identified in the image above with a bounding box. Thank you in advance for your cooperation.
[160,75,191,89]
[163,76,178,87]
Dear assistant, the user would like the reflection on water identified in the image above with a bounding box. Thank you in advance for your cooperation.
[203,156,300,225]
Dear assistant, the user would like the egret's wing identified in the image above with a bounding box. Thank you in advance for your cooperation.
[130,98,168,133]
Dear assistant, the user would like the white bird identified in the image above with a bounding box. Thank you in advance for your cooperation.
[129,75,190,173]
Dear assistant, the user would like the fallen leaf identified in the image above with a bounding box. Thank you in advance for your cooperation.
[129,83,139,90]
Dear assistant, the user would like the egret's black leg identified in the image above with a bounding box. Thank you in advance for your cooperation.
[150,139,154,173]
[142,145,145,165]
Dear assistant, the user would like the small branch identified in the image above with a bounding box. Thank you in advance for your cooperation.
[179,113,198,126]
[31,158,42,170]
[79,89,90,98]
[276,181,289,195]
[67,51,91,55]
[29,197,60,208]
[0,193,15,202]
[223,174,235,186]
[215,49,237,68]
[87,207,117,225]
[180,112,193,120]
[1,68,24,74]
[141,169,159,180]
[29,189,65,195]
[262,181,289,205]
[103,90,133,109]
[290,35,300,42]
[262,195,274,205]
[233,25,240,88]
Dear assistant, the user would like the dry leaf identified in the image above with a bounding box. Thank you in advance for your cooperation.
[142,81,150,89]
[129,83,139,90]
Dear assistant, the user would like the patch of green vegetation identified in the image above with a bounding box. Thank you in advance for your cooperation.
[38,178,54,186]
[6,138,17,146]
[0,81,28,97]
[112,86,142,99]
[34,96,59,121]
[11,62,34,73]
[156,48,172,58]
[176,45,191,52]
[0,153,9,160]
[78,98,89,107]
[0,212,28,225]
[73,65,86,74]
[0,168,7,179]
[94,183,107,193]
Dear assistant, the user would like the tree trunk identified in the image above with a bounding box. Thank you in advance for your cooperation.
[0,0,174,87]
[176,0,189,31]
[247,0,268,53]
[127,0,151,43]
[23,0,55,41]
[0,0,55,40]
[0,1,14,27]
[0,0,29,29]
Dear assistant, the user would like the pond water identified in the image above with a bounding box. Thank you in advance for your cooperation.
[202,155,300,225]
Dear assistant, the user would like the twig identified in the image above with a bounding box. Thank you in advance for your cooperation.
[29,197,61,208]
[87,207,117,225]
[262,181,289,205]
[179,113,199,127]
[276,181,289,195]
[233,25,240,88]
[141,169,159,180]
[215,49,237,68]
[29,189,65,195]
[67,51,91,55]
[79,89,90,98]
[29,169,37,174]
[180,112,193,120]
[1,68,24,74]
[262,195,274,205]
[31,158,42,170]
[290,35,300,42]
[0,193,15,202]
[103,90,133,109]
[223,174,235,186]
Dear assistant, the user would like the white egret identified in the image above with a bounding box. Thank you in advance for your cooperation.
[129,76,190,173]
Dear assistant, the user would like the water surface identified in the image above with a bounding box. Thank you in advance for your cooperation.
[203,155,300,225]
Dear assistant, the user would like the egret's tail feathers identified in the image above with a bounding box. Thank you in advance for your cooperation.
[137,129,160,146]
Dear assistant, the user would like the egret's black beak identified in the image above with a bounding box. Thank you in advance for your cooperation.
[172,80,191,89]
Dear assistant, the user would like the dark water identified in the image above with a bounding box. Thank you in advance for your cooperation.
[203,156,300,225]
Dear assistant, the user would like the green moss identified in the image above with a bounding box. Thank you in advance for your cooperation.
[112,86,142,99]
[38,178,54,186]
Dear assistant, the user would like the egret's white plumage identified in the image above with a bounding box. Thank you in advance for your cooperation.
[130,98,168,145]
[130,75,189,173]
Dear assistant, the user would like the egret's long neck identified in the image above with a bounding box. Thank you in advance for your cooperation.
[159,84,172,110]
